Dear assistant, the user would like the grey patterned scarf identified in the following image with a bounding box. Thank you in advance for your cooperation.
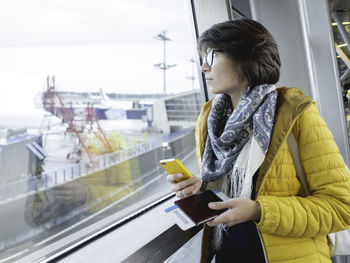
[201,84,277,191]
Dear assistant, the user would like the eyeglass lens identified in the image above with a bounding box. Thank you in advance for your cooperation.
[205,50,214,66]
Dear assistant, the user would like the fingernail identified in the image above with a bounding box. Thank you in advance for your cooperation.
[208,203,215,208]
[176,174,183,179]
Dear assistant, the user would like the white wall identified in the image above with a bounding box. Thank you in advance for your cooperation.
[250,0,349,163]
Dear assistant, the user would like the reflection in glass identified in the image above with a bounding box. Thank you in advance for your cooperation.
[0,0,202,261]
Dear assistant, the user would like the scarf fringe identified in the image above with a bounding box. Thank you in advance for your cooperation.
[212,167,253,251]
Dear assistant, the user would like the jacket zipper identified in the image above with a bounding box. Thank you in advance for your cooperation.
[255,225,269,263]
[254,100,313,263]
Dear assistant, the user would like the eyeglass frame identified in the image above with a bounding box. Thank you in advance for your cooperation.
[202,49,224,68]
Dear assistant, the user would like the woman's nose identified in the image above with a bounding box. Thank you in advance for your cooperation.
[201,62,210,73]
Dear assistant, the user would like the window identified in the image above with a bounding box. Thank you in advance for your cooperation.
[330,4,350,139]
[0,1,202,261]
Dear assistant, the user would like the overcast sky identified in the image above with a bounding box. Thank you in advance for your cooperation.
[0,0,200,112]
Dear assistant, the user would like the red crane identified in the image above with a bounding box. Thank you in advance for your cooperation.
[42,76,93,160]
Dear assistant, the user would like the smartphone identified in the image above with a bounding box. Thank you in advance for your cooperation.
[159,158,193,182]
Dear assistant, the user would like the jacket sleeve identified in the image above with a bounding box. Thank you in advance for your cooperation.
[256,103,350,237]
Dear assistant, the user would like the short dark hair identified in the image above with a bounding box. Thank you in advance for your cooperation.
[198,18,281,86]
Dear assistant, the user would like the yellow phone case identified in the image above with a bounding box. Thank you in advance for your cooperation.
[159,158,193,182]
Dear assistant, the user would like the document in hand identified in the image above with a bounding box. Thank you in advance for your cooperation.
[165,190,228,230]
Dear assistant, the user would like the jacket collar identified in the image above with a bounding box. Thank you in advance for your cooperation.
[255,87,312,197]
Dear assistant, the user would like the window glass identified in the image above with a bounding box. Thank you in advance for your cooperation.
[0,0,202,261]
[329,4,350,137]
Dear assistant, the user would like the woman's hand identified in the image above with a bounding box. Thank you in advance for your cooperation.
[206,198,261,227]
[167,173,202,198]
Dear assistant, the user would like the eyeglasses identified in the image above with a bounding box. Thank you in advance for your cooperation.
[202,49,223,67]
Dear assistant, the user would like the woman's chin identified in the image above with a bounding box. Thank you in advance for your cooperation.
[209,87,221,94]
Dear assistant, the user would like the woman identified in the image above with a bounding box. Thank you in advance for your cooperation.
[167,18,350,263]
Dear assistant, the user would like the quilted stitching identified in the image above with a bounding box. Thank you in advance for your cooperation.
[196,88,350,263]
[256,103,350,262]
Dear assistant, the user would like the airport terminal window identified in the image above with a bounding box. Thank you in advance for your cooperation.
[329,1,350,138]
[0,1,202,261]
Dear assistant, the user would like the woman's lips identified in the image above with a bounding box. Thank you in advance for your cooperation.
[206,78,213,81]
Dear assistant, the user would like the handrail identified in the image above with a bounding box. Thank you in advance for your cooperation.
[122,224,202,263]
[44,192,179,262]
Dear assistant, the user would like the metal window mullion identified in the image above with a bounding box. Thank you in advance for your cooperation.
[332,10,350,57]
[341,68,350,83]
[335,43,350,70]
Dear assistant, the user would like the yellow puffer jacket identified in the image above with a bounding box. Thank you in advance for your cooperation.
[196,87,350,263]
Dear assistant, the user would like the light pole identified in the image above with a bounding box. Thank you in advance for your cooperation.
[186,58,196,90]
[153,31,176,96]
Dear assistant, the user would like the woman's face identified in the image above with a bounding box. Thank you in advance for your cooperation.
[201,49,247,95]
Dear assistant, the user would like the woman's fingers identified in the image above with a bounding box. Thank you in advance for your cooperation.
[206,199,261,227]
[207,210,235,226]
[167,175,202,198]
[181,178,202,195]
[172,176,201,192]
[206,201,235,227]
[208,199,234,210]
[167,173,183,184]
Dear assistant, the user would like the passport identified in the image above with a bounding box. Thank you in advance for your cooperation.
[174,190,228,225]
